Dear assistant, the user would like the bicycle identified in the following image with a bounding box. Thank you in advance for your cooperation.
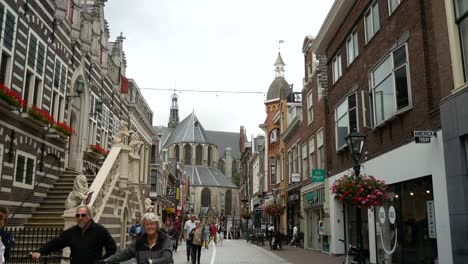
[26,253,72,263]
[339,239,361,264]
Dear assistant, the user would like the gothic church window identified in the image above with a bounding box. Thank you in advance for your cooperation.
[218,159,225,173]
[225,190,232,215]
[196,144,203,165]
[174,145,180,162]
[184,144,191,165]
[202,188,211,207]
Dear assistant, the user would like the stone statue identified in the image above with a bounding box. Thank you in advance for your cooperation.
[129,132,143,155]
[113,121,129,144]
[144,198,154,213]
[65,174,90,209]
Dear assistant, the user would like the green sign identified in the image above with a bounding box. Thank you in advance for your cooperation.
[312,169,325,182]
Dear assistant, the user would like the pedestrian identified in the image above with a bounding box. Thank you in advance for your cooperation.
[31,205,116,264]
[217,222,224,245]
[129,214,144,241]
[210,221,217,245]
[161,218,176,251]
[189,220,203,264]
[202,222,211,249]
[0,211,6,264]
[103,213,173,264]
[289,225,298,247]
[0,207,14,263]
[183,215,196,262]
[173,216,181,251]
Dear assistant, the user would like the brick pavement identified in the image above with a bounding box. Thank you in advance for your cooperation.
[254,242,344,264]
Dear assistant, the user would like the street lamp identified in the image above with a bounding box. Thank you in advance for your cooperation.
[345,129,367,263]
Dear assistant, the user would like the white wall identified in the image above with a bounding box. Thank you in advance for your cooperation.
[328,131,452,263]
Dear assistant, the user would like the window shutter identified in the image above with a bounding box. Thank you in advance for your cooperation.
[25,157,34,185]
[54,61,61,88]
[362,90,373,128]
[15,155,25,183]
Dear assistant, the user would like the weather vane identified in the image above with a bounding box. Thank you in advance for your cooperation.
[276,40,285,51]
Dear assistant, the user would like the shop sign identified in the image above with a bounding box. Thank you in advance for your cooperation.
[312,169,325,182]
[166,187,175,198]
[413,130,435,143]
[427,200,437,238]
[291,173,301,183]
[175,180,181,204]
[388,206,396,224]
[379,207,386,224]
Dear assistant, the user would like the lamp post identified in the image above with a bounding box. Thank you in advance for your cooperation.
[345,130,367,263]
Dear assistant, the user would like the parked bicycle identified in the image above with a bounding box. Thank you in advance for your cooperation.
[339,239,362,264]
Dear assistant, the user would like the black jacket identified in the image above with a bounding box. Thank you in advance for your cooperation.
[106,232,173,264]
[38,221,116,264]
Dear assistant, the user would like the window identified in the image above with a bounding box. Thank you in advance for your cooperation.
[270,157,276,184]
[365,1,380,43]
[151,145,157,163]
[455,0,468,81]
[14,151,36,189]
[88,93,98,145]
[0,3,16,87]
[196,144,203,165]
[293,146,298,173]
[370,44,410,125]
[309,137,316,175]
[184,144,192,165]
[302,144,308,179]
[0,144,3,180]
[50,58,67,122]
[225,190,232,215]
[336,93,358,150]
[332,53,342,83]
[150,169,157,192]
[307,91,313,123]
[24,32,46,108]
[288,151,292,183]
[201,188,211,207]
[317,129,324,169]
[218,159,225,173]
[174,145,180,162]
[100,106,109,150]
[232,159,238,175]
[388,0,402,15]
[347,29,359,65]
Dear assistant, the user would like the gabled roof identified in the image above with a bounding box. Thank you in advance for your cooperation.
[186,165,237,188]
[205,130,240,160]
[163,112,213,148]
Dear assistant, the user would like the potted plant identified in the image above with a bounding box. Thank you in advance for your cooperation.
[0,83,26,110]
[88,144,109,157]
[24,105,55,127]
[264,204,285,216]
[331,174,390,207]
[53,122,76,137]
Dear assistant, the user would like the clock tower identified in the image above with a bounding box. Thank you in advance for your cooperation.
[168,92,179,128]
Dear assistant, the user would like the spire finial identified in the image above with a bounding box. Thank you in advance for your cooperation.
[277,40,284,51]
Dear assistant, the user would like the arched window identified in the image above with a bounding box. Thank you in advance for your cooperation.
[196,144,203,165]
[232,159,238,176]
[184,144,192,165]
[208,146,213,166]
[218,159,225,173]
[201,188,211,207]
[225,190,232,215]
[174,145,180,162]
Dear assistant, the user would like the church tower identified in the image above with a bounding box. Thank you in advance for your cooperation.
[168,92,179,128]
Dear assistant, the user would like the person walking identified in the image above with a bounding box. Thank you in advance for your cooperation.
[289,225,298,247]
[173,216,182,252]
[189,221,203,264]
[103,213,173,264]
[202,222,211,249]
[161,218,176,251]
[209,221,217,245]
[183,215,196,262]
[0,207,14,263]
[31,205,116,264]
[129,214,144,241]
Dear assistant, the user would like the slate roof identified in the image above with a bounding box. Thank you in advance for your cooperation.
[163,112,213,148]
[205,130,240,160]
[186,165,237,188]
[267,77,291,100]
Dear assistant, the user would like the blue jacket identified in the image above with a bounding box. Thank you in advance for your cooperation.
[129,224,144,239]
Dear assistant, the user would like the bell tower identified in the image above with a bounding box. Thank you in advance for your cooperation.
[168,92,179,128]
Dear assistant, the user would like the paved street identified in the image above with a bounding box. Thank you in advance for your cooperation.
[122,239,344,264]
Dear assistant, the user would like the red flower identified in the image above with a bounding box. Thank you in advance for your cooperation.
[53,122,76,137]
[331,173,390,207]
[0,83,27,109]
[27,105,55,125]
[89,144,109,156]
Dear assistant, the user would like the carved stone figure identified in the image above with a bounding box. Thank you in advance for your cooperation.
[113,121,129,144]
[65,174,90,209]
[129,132,143,155]
[144,198,154,213]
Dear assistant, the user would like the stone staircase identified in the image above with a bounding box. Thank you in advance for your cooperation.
[24,169,95,228]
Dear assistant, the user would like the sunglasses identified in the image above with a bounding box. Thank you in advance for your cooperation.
[75,214,88,218]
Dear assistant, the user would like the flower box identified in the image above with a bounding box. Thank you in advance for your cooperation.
[53,122,75,137]
[88,144,109,157]
[264,204,285,216]
[0,83,26,110]
[24,106,55,127]
[331,174,390,207]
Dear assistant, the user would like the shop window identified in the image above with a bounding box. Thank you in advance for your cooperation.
[365,1,380,44]
[335,93,358,150]
[370,44,411,126]
[347,29,359,65]
[455,0,468,81]
[14,151,36,189]
[332,53,342,83]
[307,90,313,124]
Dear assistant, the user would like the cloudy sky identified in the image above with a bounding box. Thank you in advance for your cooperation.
[104,0,334,136]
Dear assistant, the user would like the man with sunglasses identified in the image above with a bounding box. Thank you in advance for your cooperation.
[31,205,116,264]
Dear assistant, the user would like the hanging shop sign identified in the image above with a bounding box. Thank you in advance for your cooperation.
[291,173,301,183]
[413,130,435,143]
[166,187,175,198]
[312,169,325,182]
[175,180,181,204]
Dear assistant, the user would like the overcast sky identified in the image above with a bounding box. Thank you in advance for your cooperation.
[104,0,334,137]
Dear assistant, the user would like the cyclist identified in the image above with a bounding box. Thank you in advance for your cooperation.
[103,213,172,264]
[31,205,116,264]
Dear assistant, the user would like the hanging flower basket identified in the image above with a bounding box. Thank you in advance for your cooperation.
[26,105,55,126]
[88,144,109,157]
[331,174,390,207]
[0,83,26,110]
[53,122,76,137]
[241,211,251,220]
[264,204,285,216]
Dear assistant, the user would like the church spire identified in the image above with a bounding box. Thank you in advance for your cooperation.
[168,91,179,128]
[274,52,285,78]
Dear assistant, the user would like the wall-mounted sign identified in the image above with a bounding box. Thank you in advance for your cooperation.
[427,200,436,238]
[379,207,386,224]
[312,169,325,182]
[175,180,181,204]
[291,173,301,183]
[413,131,435,143]
[388,206,396,224]
[166,187,175,198]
